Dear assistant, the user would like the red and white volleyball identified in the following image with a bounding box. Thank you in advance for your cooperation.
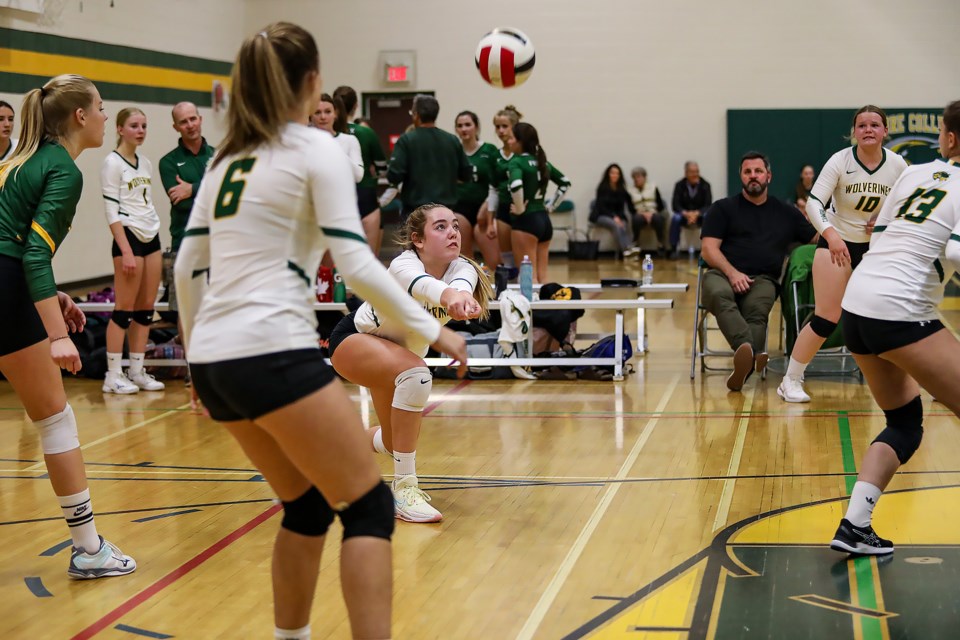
[475,27,535,89]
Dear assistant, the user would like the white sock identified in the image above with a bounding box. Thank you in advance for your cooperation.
[394,450,416,479]
[58,489,100,553]
[786,357,807,379]
[106,352,122,375]
[845,481,882,528]
[275,624,310,640]
[501,251,514,268]
[372,428,390,455]
[128,353,145,377]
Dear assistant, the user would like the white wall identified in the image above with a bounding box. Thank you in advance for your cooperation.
[0,0,243,282]
[246,0,959,234]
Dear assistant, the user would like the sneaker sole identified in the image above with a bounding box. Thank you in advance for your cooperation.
[829,539,894,555]
[777,386,811,403]
[102,386,139,395]
[395,509,443,523]
[726,346,754,391]
[68,565,137,579]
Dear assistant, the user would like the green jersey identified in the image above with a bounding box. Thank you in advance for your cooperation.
[492,148,514,207]
[386,126,472,210]
[348,122,387,189]
[0,140,83,301]
[456,142,499,209]
[507,154,571,213]
[159,137,215,250]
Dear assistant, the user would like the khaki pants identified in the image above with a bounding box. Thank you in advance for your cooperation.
[700,269,777,352]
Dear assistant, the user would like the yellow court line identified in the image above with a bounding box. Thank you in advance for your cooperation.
[0,48,228,92]
[848,561,865,640]
[515,374,681,640]
[22,403,191,472]
[712,386,754,532]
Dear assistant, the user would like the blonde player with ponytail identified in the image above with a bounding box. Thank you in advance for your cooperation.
[0,75,136,579]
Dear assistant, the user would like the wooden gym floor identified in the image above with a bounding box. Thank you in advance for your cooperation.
[2,255,959,640]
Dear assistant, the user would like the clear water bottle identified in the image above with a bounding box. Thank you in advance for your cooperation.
[641,254,654,286]
[519,255,534,300]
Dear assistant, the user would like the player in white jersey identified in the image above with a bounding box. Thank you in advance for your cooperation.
[100,107,165,394]
[329,204,493,523]
[173,24,467,640]
[779,106,908,403]
[0,100,16,161]
[827,100,960,556]
[310,92,363,183]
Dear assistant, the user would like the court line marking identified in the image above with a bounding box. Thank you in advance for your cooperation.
[516,373,680,640]
[23,403,190,471]
[712,386,754,531]
[69,503,282,640]
[24,576,52,597]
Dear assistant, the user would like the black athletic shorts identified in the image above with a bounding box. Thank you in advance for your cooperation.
[111,226,161,258]
[817,236,870,270]
[510,210,553,243]
[841,309,944,356]
[357,185,380,220]
[453,199,483,227]
[327,312,359,360]
[0,255,48,357]
[496,198,512,225]
[190,348,337,422]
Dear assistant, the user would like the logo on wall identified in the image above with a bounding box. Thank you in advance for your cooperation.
[885,110,942,165]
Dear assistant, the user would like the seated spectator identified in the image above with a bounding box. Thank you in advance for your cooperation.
[589,163,639,257]
[794,164,815,205]
[699,151,817,392]
[670,161,712,257]
[627,166,668,255]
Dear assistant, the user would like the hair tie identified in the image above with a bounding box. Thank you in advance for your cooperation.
[39,86,47,98]
[258,31,268,39]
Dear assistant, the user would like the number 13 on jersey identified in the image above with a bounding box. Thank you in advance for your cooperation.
[214,157,257,219]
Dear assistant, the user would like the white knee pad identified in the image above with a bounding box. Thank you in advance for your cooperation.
[392,366,432,412]
[33,403,80,455]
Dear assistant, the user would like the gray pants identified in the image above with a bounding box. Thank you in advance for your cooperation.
[632,211,667,247]
[700,269,777,352]
[593,215,633,251]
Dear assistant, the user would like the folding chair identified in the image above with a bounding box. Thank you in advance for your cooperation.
[690,258,769,379]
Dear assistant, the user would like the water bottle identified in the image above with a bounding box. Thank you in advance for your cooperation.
[333,268,346,303]
[519,255,533,300]
[316,265,333,302]
[641,254,654,286]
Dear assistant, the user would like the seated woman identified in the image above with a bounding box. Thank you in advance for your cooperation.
[329,204,493,523]
[591,163,638,257]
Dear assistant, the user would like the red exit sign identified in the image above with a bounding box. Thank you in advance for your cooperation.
[386,65,408,83]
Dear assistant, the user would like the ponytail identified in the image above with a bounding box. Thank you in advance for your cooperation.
[511,122,549,194]
[535,144,549,194]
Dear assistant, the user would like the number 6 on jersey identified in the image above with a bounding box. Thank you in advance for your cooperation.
[214,157,256,219]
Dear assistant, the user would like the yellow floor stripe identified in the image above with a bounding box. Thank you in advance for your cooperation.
[516,375,681,640]
[712,387,754,532]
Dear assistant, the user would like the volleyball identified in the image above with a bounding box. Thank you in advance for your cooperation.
[475,27,535,88]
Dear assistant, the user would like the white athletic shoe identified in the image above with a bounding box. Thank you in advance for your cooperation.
[67,536,136,579]
[128,371,165,391]
[393,476,442,523]
[777,375,811,403]
[102,371,139,395]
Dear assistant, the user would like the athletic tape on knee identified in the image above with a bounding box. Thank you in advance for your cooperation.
[392,366,432,412]
[110,309,133,329]
[872,395,924,464]
[131,309,154,326]
[33,403,80,455]
[280,486,335,537]
[337,481,394,541]
[809,314,838,339]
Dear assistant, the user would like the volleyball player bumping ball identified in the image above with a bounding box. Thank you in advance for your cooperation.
[829,100,960,556]
[175,23,468,640]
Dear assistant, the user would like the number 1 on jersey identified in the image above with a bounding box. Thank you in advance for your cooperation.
[214,157,257,219]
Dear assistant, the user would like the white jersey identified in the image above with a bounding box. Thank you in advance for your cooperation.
[842,159,960,321]
[806,147,907,243]
[353,250,477,357]
[174,123,440,364]
[334,132,364,183]
[100,151,161,242]
[0,138,16,161]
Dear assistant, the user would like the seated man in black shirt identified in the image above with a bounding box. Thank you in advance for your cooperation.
[700,151,817,391]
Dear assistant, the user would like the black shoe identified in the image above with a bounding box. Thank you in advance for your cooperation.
[830,518,894,555]
[726,343,754,391]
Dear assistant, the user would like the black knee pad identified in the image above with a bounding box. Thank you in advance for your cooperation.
[872,396,924,464]
[337,481,395,541]
[110,309,133,329]
[132,309,154,326]
[809,314,838,338]
[281,486,335,537]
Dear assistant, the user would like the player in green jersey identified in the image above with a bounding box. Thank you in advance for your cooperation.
[454,110,499,262]
[0,74,136,579]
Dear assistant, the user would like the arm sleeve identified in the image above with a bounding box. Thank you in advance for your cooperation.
[311,141,440,345]
[100,156,122,226]
[655,188,666,213]
[700,181,713,212]
[508,163,523,194]
[388,251,465,305]
[947,205,960,267]
[699,200,728,239]
[624,190,637,215]
[671,181,683,213]
[345,136,364,183]
[172,179,212,352]
[867,171,908,249]
[545,163,570,210]
[23,165,83,301]
[158,153,178,193]
[385,136,407,187]
[806,153,842,235]
[486,184,498,210]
